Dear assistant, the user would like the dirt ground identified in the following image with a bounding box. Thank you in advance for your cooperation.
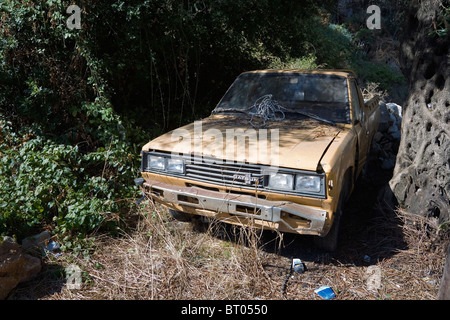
[9,158,450,301]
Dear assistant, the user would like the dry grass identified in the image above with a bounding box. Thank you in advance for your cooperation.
[14,201,279,300]
[10,198,449,300]
[279,208,449,300]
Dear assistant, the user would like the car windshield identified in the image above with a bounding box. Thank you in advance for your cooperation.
[213,72,351,124]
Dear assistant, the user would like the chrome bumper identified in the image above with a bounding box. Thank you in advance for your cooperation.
[143,181,327,234]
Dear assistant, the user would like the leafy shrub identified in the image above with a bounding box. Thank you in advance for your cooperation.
[350,55,405,92]
[310,23,355,68]
[0,0,139,246]
[268,54,322,70]
[0,118,138,244]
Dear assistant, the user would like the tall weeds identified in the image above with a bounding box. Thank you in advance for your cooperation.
[72,200,279,299]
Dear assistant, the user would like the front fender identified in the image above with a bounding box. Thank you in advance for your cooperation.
[320,127,357,212]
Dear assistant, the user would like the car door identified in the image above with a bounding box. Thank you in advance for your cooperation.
[349,79,370,174]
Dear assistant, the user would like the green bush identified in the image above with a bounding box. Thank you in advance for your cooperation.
[0,118,138,244]
[0,0,139,246]
[268,54,321,70]
[310,23,355,68]
[350,55,405,92]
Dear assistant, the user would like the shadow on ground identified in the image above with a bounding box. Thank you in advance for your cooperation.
[207,146,406,268]
[7,262,67,300]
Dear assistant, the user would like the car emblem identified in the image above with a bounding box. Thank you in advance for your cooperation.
[233,173,260,185]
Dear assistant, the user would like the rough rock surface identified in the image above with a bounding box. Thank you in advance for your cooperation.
[371,101,402,171]
[439,244,450,299]
[22,230,51,253]
[389,0,450,223]
[0,236,41,299]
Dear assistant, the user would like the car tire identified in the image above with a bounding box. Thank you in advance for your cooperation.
[314,177,349,252]
[169,209,193,222]
[314,203,342,252]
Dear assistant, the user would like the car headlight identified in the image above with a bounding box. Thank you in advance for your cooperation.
[268,173,294,191]
[167,158,185,174]
[295,175,322,193]
[149,156,166,171]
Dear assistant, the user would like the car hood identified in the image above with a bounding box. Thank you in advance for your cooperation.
[142,115,342,171]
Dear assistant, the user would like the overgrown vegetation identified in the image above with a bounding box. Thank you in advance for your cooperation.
[0,0,406,247]
[10,200,449,300]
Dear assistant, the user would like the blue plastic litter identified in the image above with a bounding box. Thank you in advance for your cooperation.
[314,285,336,300]
[44,241,62,258]
[46,241,60,251]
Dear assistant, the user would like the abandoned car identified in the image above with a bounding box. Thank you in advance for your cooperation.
[137,69,380,251]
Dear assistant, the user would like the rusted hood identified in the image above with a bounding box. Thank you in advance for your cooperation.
[143,115,341,171]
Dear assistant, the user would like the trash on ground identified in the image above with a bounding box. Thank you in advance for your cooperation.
[292,258,306,274]
[44,240,62,258]
[46,241,60,252]
[314,285,336,300]
[135,191,146,205]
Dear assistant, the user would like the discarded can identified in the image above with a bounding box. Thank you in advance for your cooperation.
[292,258,305,274]
[314,285,336,300]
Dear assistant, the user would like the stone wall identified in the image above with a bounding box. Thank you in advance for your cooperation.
[389,0,450,223]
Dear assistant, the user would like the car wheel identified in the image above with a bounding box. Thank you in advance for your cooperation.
[169,209,193,222]
[313,178,348,252]
[314,203,342,252]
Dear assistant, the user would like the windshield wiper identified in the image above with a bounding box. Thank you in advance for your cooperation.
[283,108,336,126]
[214,107,336,126]
[212,107,251,115]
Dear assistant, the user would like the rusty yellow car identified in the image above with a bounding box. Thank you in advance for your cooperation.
[136,69,380,251]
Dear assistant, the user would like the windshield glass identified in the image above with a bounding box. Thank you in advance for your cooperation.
[214,72,351,124]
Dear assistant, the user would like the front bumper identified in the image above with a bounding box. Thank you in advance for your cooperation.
[141,180,328,235]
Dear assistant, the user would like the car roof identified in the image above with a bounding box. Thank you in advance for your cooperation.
[241,69,356,78]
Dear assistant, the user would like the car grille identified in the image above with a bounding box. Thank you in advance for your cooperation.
[142,150,266,189]
[185,158,265,188]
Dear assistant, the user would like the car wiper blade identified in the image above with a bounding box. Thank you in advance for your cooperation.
[212,107,251,115]
[283,108,336,126]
